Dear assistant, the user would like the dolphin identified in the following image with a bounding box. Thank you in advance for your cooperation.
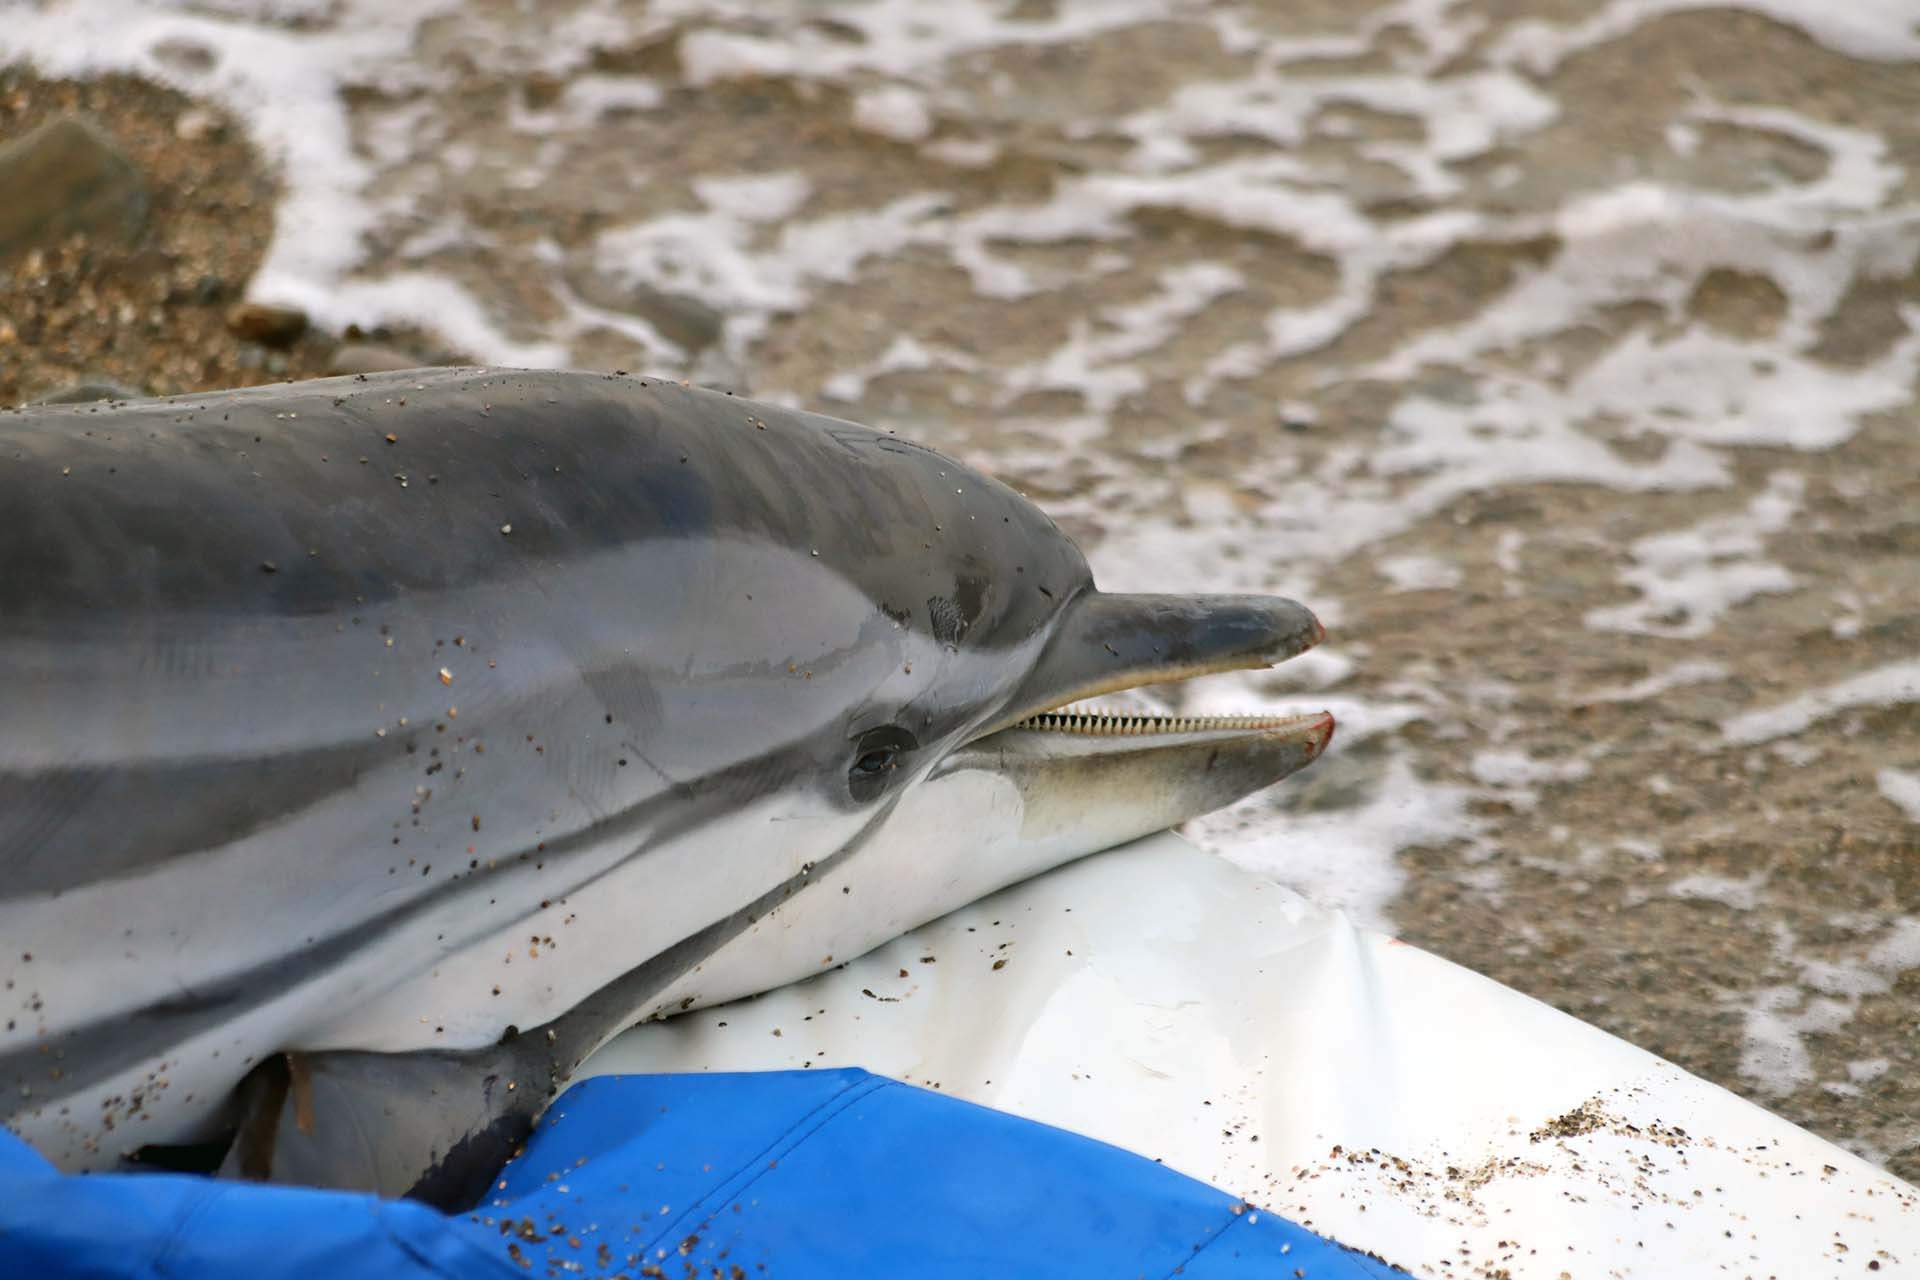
[0,368,1331,1208]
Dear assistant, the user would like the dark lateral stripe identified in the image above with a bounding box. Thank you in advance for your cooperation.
[0,739,384,899]
[0,738,813,1110]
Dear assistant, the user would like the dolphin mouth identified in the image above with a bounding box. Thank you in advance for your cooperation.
[977,591,1330,740]
[1010,706,1332,740]
[976,704,1335,786]
[949,591,1334,833]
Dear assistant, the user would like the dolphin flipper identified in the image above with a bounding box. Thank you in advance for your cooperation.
[216,894,814,1206]
[219,1040,552,1210]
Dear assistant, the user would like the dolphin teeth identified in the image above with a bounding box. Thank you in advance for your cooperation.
[1013,709,1324,737]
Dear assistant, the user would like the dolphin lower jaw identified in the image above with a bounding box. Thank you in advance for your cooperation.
[949,708,1334,854]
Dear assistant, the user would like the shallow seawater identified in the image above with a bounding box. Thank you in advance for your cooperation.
[7,0,1918,1179]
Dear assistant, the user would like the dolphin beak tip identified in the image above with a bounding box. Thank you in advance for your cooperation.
[1302,709,1335,760]
[1257,598,1323,666]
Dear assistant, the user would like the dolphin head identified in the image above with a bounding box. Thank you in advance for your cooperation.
[567,386,1335,1025]
[614,391,1336,901]
[512,382,1332,911]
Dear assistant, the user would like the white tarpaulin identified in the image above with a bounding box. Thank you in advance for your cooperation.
[589,832,1919,1277]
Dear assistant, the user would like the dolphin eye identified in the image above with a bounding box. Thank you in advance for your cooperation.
[853,747,898,776]
[848,725,918,802]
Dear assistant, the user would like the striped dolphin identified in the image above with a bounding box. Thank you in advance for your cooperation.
[0,368,1331,1207]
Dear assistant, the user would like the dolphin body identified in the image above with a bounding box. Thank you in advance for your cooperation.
[0,368,1331,1207]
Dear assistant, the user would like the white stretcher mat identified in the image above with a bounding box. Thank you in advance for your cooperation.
[588,832,1919,1277]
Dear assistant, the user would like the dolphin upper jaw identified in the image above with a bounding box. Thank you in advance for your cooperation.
[963,588,1333,814]
[983,592,1326,736]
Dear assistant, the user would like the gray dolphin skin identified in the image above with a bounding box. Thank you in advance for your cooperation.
[0,368,1331,1209]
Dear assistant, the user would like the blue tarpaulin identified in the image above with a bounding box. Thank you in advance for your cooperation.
[0,1068,1404,1278]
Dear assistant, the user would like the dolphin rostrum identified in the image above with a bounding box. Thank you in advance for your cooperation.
[0,368,1332,1208]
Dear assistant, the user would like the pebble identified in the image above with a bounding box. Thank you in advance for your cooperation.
[562,250,724,354]
[226,302,309,348]
[0,115,149,259]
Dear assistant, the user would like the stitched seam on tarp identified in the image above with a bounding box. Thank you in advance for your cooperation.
[638,1074,891,1260]
[1157,1206,1253,1280]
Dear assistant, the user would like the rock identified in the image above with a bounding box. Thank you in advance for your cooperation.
[620,281,726,354]
[564,251,725,354]
[28,380,143,406]
[0,116,149,260]
[328,342,421,375]
[227,302,309,347]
